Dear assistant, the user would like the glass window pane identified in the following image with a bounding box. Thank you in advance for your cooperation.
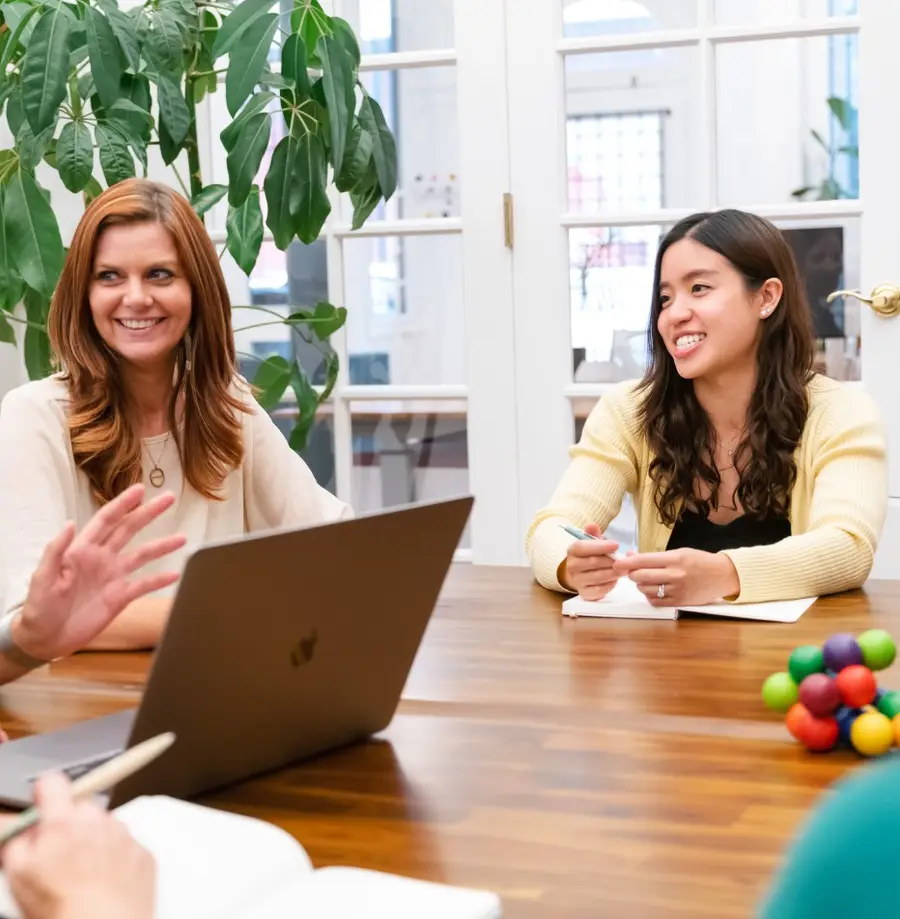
[570,224,663,383]
[715,34,859,205]
[349,402,470,548]
[714,0,857,26]
[340,0,455,53]
[340,66,460,222]
[343,234,465,385]
[270,409,337,493]
[569,217,861,385]
[564,49,701,211]
[562,0,697,38]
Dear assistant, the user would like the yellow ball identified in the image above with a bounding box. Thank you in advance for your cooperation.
[851,711,894,756]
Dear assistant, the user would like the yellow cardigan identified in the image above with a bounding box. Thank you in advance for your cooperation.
[526,375,888,604]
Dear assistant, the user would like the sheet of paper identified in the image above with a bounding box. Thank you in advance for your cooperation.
[562,577,678,619]
[678,596,817,623]
[241,867,503,919]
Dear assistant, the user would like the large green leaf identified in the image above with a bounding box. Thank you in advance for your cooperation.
[335,119,373,193]
[349,161,382,230]
[95,0,141,71]
[226,112,271,207]
[56,122,94,193]
[0,186,25,313]
[226,186,264,275]
[292,131,331,244]
[287,362,319,452]
[264,134,301,249]
[157,117,181,166]
[191,184,228,217]
[359,95,397,200]
[212,0,276,59]
[0,4,39,76]
[21,5,73,135]
[220,91,275,150]
[317,32,354,173]
[85,7,123,110]
[331,17,360,71]
[117,74,153,144]
[4,171,64,299]
[96,124,135,186]
[0,151,17,185]
[291,0,331,60]
[282,33,311,96]
[157,76,191,146]
[252,354,291,410]
[23,288,51,380]
[225,12,278,116]
[143,6,186,73]
[15,120,54,172]
[83,175,103,205]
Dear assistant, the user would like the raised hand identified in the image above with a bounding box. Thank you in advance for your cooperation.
[13,484,186,662]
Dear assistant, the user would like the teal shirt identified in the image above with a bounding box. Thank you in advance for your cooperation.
[760,754,900,917]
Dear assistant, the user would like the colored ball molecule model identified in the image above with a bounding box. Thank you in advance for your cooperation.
[762,629,900,756]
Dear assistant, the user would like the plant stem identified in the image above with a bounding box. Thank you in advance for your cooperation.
[218,242,228,260]
[67,72,82,121]
[183,81,205,207]
[169,161,191,198]
[232,304,292,321]
[2,313,48,332]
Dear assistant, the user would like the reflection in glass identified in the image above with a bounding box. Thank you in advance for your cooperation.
[715,34,859,205]
[349,403,470,548]
[564,48,700,211]
[714,0,857,26]
[341,0,455,54]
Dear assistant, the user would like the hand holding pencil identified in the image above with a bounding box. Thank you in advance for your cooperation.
[0,734,172,919]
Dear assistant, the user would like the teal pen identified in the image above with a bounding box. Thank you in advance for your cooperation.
[559,523,598,541]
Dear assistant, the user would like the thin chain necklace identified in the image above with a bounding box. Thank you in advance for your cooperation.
[145,433,171,488]
[715,426,746,472]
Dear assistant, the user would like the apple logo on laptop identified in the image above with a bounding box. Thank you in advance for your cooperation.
[290,628,318,668]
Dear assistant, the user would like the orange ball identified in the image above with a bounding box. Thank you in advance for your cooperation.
[786,703,811,739]
[893,714,900,746]
[835,664,877,708]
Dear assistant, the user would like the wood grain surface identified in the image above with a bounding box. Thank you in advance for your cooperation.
[2,566,897,918]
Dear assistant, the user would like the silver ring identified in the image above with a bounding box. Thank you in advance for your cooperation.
[657,584,666,599]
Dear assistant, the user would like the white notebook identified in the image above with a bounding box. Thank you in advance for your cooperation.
[561,577,816,623]
[0,796,502,919]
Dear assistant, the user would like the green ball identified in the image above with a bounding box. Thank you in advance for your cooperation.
[876,690,900,719]
[858,629,897,671]
[762,671,799,713]
[788,645,826,684]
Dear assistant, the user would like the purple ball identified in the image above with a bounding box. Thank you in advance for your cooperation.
[823,633,863,673]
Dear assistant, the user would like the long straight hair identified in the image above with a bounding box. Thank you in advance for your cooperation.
[636,209,816,524]
[48,178,246,504]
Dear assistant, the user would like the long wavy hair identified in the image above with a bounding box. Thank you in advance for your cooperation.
[637,209,816,525]
[48,178,246,504]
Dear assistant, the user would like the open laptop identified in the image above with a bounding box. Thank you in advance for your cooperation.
[0,495,473,810]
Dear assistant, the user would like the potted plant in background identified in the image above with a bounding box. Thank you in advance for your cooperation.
[0,0,397,451]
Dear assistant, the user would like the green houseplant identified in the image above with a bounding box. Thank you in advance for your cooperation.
[792,96,858,201]
[0,0,397,450]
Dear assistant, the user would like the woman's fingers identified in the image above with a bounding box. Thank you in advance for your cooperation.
[569,554,616,575]
[34,523,76,582]
[568,538,619,559]
[122,534,187,575]
[104,493,177,553]
[75,484,146,547]
[122,572,180,607]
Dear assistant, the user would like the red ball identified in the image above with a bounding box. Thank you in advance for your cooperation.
[798,673,841,716]
[835,665,877,708]
[795,713,839,752]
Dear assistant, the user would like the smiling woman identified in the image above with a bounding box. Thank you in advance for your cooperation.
[526,208,888,609]
[0,178,352,660]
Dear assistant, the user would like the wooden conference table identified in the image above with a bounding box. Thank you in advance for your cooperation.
[1,566,898,918]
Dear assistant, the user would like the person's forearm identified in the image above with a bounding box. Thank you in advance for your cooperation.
[83,596,173,652]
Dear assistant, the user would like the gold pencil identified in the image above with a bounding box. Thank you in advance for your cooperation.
[0,731,176,846]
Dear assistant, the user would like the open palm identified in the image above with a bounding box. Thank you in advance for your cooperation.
[16,486,185,662]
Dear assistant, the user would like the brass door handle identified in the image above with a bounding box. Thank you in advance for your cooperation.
[827,285,900,318]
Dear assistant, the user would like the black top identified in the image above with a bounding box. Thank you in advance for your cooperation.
[666,509,791,553]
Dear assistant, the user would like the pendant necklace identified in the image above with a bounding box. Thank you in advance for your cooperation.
[146,433,170,488]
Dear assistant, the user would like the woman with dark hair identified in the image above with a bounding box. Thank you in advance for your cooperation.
[526,209,887,606]
[0,178,350,660]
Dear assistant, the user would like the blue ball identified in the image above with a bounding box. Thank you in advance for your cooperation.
[835,705,863,745]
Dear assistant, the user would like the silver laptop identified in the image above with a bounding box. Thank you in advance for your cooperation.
[0,496,473,810]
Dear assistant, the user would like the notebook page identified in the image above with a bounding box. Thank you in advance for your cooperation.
[678,596,816,623]
[116,796,313,919]
[240,866,503,919]
[562,577,678,619]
